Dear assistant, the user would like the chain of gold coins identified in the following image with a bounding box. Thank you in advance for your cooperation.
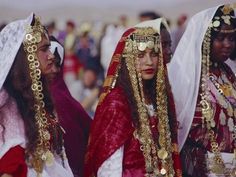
[23,16,54,176]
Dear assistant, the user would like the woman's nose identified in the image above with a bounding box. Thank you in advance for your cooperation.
[48,52,55,60]
[146,54,153,65]
[223,38,234,48]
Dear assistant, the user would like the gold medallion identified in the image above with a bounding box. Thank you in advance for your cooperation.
[227,105,233,117]
[158,148,168,160]
[146,166,153,173]
[43,131,51,141]
[160,168,167,175]
[45,150,54,166]
[147,41,154,49]
[138,42,146,51]
[211,164,224,174]
[210,120,216,128]
[213,20,220,27]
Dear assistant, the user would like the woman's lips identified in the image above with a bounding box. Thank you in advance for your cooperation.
[143,69,154,74]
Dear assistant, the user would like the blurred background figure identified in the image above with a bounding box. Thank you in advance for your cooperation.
[76,26,97,67]
[170,14,188,52]
[46,21,57,36]
[58,20,81,89]
[138,11,161,21]
[69,57,101,118]
[100,15,128,75]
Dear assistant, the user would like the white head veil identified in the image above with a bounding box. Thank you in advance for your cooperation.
[50,40,64,65]
[167,5,222,150]
[0,13,33,90]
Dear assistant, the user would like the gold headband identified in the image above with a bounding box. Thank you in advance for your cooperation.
[123,27,160,56]
[210,5,235,31]
[124,27,175,176]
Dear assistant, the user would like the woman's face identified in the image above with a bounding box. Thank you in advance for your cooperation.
[36,35,57,76]
[211,24,235,63]
[136,48,158,80]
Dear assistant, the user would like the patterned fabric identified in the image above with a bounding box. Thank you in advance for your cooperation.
[181,63,236,176]
[0,13,33,90]
[0,88,26,158]
[85,19,182,177]
[0,88,74,177]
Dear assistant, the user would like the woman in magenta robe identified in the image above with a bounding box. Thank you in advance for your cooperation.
[48,36,92,177]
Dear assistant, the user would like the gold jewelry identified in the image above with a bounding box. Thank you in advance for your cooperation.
[209,5,235,32]
[201,17,236,175]
[124,27,175,176]
[23,16,61,175]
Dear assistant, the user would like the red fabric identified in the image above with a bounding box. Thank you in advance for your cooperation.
[181,63,236,176]
[84,27,182,177]
[84,87,134,177]
[122,133,146,176]
[50,71,91,177]
[63,54,83,75]
[106,28,135,77]
[0,145,27,177]
[84,87,182,177]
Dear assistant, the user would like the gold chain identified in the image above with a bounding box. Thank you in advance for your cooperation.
[23,16,54,175]
[124,27,175,176]
[201,25,236,176]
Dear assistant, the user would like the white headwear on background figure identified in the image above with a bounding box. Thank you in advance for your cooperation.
[167,5,221,150]
[0,13,33,90]
[50,41,64,65]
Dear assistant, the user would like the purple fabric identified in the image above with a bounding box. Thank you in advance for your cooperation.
[50,71,91,177]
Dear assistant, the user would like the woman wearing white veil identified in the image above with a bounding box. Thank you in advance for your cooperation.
[0,14,73,177]
[168,3,236,177]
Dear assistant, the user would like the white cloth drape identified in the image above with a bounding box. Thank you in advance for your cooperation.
[0,88,74,177]
[167,5,221,150]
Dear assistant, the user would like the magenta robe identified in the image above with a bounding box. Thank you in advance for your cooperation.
[50,72,91,177]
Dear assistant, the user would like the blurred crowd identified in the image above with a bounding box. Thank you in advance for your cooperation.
[0,11,188,118]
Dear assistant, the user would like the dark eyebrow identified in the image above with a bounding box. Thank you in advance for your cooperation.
[38,43,50,49]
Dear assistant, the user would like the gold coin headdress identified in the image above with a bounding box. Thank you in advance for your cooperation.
[99,26,176,176]
[23,15,56,175]
[209,4,236,33]
[200,4,236,174]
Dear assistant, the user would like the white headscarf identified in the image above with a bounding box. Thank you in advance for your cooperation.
[0,13,33,90]
[50,40,64,65]
[167,5,222,150]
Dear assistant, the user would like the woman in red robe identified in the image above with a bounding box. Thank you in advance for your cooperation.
[84,18,182,177]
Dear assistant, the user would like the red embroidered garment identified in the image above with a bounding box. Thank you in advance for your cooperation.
[84,86,181,177]
[0,145,27,177]
[84,26,182,177]
[181,63,236,177]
